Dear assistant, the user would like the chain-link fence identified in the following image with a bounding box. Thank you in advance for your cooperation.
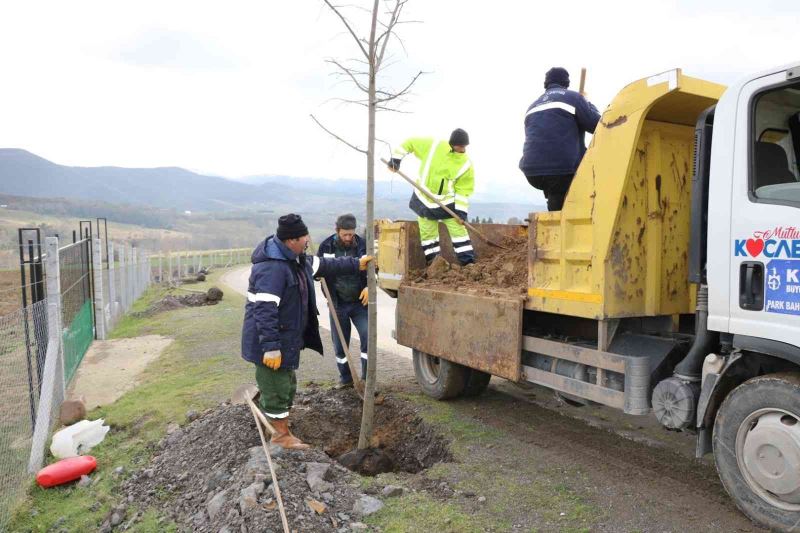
[0,235,156,529]
[0,300,48,527]
[0,239,249,528]
[58,240,93,384]
[151,247,250,283]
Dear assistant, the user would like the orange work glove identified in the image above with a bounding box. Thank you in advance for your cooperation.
[359,288,369,306]
[359,255,374,271]
[262,350,282,370]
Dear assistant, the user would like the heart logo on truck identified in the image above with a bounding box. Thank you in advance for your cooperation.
[746,238,764,257]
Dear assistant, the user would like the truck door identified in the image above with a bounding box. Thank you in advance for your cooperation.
[728,69,800,346]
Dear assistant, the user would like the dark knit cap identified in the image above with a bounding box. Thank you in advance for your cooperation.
[544,67,570,88]
[336,213,357,230]
[276,213,309,241]
[449,128,469,147]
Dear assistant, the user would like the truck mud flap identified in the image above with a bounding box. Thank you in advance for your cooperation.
[397,285,523,381]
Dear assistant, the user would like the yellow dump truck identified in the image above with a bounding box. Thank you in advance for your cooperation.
[377,64,800,529]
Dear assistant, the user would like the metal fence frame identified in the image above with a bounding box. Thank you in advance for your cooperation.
[1,241,247,528]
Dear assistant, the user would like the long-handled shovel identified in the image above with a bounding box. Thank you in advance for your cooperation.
[319,278,365,399]
[232,386,290,533]
[381,157,508,250]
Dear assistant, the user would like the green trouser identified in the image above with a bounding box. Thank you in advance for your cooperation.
[417,216,475,265]
[255,365,297,419]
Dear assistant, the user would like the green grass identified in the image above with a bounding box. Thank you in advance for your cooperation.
[370,392,606,532]
[10,269,606,532]
[368,492,488,533]
[9,270,252,532]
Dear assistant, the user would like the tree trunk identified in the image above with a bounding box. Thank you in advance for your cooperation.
[357,0,380,450]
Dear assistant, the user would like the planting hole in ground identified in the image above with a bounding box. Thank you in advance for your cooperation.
[291,384,452,476]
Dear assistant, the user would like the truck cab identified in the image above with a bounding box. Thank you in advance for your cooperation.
[377,63,800,529]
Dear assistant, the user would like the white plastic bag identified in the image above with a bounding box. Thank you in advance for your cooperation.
[50,419,110,459]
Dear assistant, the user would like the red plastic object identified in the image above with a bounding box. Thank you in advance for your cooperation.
[36,456,97,488]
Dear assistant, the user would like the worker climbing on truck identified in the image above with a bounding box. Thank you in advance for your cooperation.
[240,214,373,450]
[519,67,601,211]
[387,129,476,265]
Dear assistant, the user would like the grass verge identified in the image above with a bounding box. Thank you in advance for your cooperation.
[9,270,252,532]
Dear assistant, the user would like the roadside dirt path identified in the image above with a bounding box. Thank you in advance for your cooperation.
[68,335,173,409]
[221,267,759,531]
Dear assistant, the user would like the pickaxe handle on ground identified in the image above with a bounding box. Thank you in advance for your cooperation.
[380,158,508,250]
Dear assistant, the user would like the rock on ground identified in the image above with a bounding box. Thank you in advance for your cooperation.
[119,401,368,532]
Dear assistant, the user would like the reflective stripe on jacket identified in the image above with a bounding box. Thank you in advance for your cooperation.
[394,137,475,220]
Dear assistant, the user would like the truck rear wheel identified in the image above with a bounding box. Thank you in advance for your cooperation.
[713,373,800,530]
[412,349,467,400]
[462,369,492,397]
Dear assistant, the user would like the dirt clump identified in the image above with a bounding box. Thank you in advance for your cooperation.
[408,235,528,295]
[116,387,450,531]
[292,384,452,474]
[120,402,361,532]
[140,287,225,316]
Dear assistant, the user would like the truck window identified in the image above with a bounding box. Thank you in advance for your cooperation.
[751,83,800,205]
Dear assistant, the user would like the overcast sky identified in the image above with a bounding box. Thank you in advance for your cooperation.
[1,1,798,204]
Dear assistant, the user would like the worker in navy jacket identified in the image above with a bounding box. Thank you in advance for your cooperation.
[519,67,601,211]
[241,214,373,449]
[316,214,369,387]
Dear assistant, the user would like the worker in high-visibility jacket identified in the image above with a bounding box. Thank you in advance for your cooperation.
[387,129,476,265]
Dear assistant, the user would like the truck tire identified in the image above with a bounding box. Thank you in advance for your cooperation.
[462,369,491,397]
[713,372,800,530]
[412,349,467,400]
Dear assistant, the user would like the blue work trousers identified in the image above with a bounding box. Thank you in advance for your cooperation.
[330,300,368,383]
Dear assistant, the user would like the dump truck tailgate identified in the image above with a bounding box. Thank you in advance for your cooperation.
[396,285,523,381]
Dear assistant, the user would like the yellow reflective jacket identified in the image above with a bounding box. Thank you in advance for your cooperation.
[393,137,475,220]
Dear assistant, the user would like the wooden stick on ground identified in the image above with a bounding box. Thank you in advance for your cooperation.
[381,158,508,250]
[319,278,366,399]
[245,395,289,533]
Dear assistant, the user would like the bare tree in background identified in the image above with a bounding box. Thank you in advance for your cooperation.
[312,0,423,449]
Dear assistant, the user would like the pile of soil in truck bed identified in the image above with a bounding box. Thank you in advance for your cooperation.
[405,235,528,296]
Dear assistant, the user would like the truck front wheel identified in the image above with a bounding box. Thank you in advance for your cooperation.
[713,373,800,529]
[412,349,467,400]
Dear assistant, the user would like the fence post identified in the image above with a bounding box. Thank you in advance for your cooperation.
[92,237,106,340]
[176,253,181,283]
[131,247,138,301]
[118,243,127,312]
[168,252,173,284]
[28,237,66,472]
[107,241,116,326]
[127,245,134,307]
[158,254,163,283]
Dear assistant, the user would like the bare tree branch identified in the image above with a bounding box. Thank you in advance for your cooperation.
[375,0,405,69]
[322,0,370,60]
[375,70,424,103]
[310,113,367,154]
[326,59,369,93]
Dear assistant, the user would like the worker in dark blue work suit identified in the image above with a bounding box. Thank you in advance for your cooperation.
[519,67,601,211]
[316,214,368,387]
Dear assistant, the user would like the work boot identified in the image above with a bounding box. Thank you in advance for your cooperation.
[269,418,310,450]
[334,380,354,390]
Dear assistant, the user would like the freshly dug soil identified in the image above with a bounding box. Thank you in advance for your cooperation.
[406,235,528,295]
[117,386,451,531]
[139,288,224,316]
[292,384,452,474]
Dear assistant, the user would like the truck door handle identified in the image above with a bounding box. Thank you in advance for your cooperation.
[739,262,764,311]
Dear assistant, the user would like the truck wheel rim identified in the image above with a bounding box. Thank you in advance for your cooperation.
[418,353,440,384]
[735,407,800,510]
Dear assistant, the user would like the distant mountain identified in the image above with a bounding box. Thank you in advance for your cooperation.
[0,148,542,222]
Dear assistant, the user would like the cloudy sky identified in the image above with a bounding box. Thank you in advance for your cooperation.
[1,1,798,203]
